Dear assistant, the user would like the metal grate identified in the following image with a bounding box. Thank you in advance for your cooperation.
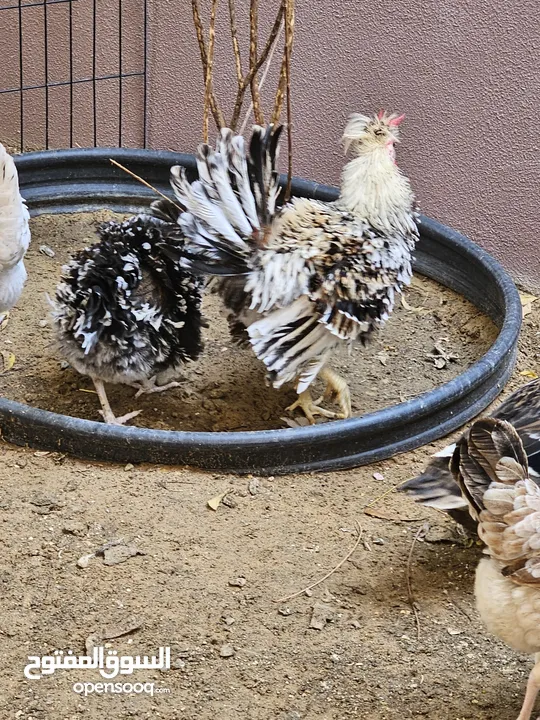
[0,0,147,151]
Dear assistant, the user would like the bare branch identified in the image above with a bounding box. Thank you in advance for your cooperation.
[283,0,295,201]
[203,0,220,143]
[249,0,264,125]
[228,0,243,85]
[230,2,284,130]
[240,16,284,135]
[191,0,225,132]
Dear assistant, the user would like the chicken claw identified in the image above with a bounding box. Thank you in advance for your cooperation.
[286,390,338,425]
[319,367,352,419]
[92,378,142,426]
[131,376,183,399]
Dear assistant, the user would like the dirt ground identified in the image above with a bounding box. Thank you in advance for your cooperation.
[0,212,539,719]
[0,212,498,431]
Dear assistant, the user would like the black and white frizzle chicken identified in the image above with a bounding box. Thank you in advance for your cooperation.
[400,379,540,533]
[0,143,31,323]
[52,213,204,425]
[159,112,419,423]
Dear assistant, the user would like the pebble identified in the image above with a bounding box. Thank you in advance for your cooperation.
[124,464,134,472]
[373,538,385,545]
[219,644,235,658]
[228,577,246,588]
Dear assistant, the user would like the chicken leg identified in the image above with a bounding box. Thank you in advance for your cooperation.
[131,376,183,399]
[92,378,142,426]
[319,367,352,419]
[517,654,540,720]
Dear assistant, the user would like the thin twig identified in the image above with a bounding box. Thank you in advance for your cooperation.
[228,0,243,84]
[239,17,284,135]
[203,0,220,143]
[274,521,363,603]
[271,51,287,124]
[249,0,264,125]
[230,3,284,129]
[191,0,225,131]
[406,525,427,641]
[283,0,295,201]
[362,477,410,511]
[109,159,183,212]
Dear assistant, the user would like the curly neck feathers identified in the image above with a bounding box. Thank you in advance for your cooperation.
[338,149,415,234]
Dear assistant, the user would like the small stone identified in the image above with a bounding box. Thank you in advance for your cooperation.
[373,538,385,545]
[172,659,186,669]
[228,577,246,588]
[77,553,94,569]
[39,319,48,328]
[278,607,292,616]
[124,464,134,472]
[372,472,384,481]
[222,616,235,626]
[219,644,235,658]
[248,478,261,495]
[222,494,237,509]
[60,360,70,370]
[39,244,55,257]
[447,628,463,636]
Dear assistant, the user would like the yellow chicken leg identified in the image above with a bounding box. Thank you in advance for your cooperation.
[517,654,540,720]
[319,367,352,419]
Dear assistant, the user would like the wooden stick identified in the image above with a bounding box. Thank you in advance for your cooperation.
[203,0,220,143]
[283,0,295,201]
[109,159,183,212]
[239,17,284,135]
[230,3,284,129]
[274,522,363,603]
[191,0,225,131]
[228,0,243,84]
[249,0,264,125]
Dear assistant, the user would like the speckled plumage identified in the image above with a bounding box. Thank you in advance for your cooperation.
[452,418,540,720]
[52,213,204,423]
[400,379,540,530]
[161,114,418,417]
[0,143,30,315]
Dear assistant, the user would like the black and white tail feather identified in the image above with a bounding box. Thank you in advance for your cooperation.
[161,125,283,277]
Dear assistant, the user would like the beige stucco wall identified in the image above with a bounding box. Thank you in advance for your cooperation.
[1,1,539,288]
[148,0,540,290]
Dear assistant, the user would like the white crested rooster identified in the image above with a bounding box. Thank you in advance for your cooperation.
[0,144,30,323]
[451,418,540,720]
[160,112,418,422]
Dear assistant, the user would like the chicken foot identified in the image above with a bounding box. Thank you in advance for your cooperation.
[517,654,540,720]
[318,367,352,419]
[131,376,183,399]
[92,377,142,426]
[286,389,339,425]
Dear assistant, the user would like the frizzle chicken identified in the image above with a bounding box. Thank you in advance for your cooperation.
[159,112,418,422]
[0,143,30,323]
[52,213,204,425]
[451,418,540,720]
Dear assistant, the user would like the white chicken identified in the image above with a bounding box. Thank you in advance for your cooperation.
[452,418,540,720]
[0,144,30,322]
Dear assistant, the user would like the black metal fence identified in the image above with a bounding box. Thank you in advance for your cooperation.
[0,0,147,151]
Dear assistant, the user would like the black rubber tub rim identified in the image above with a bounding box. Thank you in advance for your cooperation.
[0,147,521,474]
